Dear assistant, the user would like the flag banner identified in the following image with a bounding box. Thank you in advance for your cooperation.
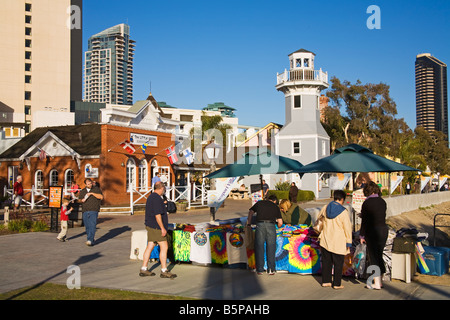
[420,176,430,192]
[165,145,178,164]
[38,148,47,161]
[120,140,136,154]
[390,175,403,194]
[141,141,149,154]
[182,147,194,165]
[439,177,448,190]
[207,177,238,211]
[329,173,351,190]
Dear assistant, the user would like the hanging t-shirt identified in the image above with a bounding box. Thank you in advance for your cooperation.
[226,232,247,265]
[190,231,212,264]
[210,230,228,264]
[173,230,191,262]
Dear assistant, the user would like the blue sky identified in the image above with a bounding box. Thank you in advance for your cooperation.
[83,0,450,130]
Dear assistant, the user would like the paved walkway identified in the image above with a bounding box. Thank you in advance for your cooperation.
[1,198,449,301]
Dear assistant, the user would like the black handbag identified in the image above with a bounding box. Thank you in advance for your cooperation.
[167,201,177,213]
[392,237,416,253]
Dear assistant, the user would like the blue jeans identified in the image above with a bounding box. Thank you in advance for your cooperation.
[83,211,98,243]
[255,221,277,272]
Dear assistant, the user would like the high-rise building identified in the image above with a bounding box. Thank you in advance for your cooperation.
[0,0,82,138]
[84,23,135,105]
[415,53,448,142]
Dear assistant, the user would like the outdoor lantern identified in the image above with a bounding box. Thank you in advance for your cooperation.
[205,141,222,162]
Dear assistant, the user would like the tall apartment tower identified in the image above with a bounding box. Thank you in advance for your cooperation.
[84,24,135,105]
[415,53,448,142]
[0,0,82,138]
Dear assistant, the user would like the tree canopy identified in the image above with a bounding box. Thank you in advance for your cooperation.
[322,77,449,175]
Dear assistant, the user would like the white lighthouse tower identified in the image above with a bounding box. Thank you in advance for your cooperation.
[274,49,331,199]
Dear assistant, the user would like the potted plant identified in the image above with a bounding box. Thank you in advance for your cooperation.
[176,199,188,212]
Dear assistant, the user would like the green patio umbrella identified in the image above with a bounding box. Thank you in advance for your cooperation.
[205,148,304,179]
[290,144,417,174]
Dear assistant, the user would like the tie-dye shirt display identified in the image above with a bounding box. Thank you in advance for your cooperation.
[166,222,354,276]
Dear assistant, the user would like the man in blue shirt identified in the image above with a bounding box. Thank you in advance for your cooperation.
[139,181,177,279]
[151,172,161,189]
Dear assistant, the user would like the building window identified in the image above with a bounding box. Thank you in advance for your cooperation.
[25,105,31,115]
[4,127,20,138]
[304,58,309,67]
[50,170,59,186]
[25,91,31,100]
[138,159,148,191]
[35,170,44,190]
[25,75,31,84]
[293,141,301,155]
[25,27,32,36]
[65,169,75,195]
[25,3,32,12]
[25,39,32,48]
[25,15,31,24]
[322,141,326,156]
[25,51,32,59]
[296,59,301,68]
[8,166,19,188]
[126,158,136,192]
[25,63,31,72]
[294,95,301,109]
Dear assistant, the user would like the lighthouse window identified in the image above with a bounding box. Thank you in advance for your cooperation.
[294,95,301,109]
[293,141,301,155]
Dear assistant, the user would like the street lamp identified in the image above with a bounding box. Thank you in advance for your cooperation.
[205,140,222,222]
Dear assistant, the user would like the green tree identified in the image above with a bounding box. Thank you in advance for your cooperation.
[324,77,411,157]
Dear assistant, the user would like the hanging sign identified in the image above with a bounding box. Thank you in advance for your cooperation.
[130,133,157,146]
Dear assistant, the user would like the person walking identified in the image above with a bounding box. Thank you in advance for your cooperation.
[360,181,388,290]
[140,181,177,279]
[78,178,103,246]
[247,195,283,275]
[317,190,352,289]
[13,175,24,211]
[57,198,73,242]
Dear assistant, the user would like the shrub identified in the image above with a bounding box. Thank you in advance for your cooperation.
[274,181,291,191]
[32,220,49,232]
[266,190,315,202]
[8,219,31,233]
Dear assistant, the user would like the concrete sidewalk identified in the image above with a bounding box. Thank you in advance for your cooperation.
[1,198,449,300]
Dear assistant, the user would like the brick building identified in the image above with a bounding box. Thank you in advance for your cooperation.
[0,123,175,207]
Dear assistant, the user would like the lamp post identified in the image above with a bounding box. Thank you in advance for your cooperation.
[205,140,222,222]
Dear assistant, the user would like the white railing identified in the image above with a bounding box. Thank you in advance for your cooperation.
[276,68,328,85]
[4,182,210,215]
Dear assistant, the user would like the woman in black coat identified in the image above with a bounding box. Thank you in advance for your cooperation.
[359,181,388,290]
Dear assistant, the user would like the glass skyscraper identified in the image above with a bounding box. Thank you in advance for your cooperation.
[84,23,135,105]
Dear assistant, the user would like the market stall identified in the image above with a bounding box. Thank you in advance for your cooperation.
[132,218,356,276]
